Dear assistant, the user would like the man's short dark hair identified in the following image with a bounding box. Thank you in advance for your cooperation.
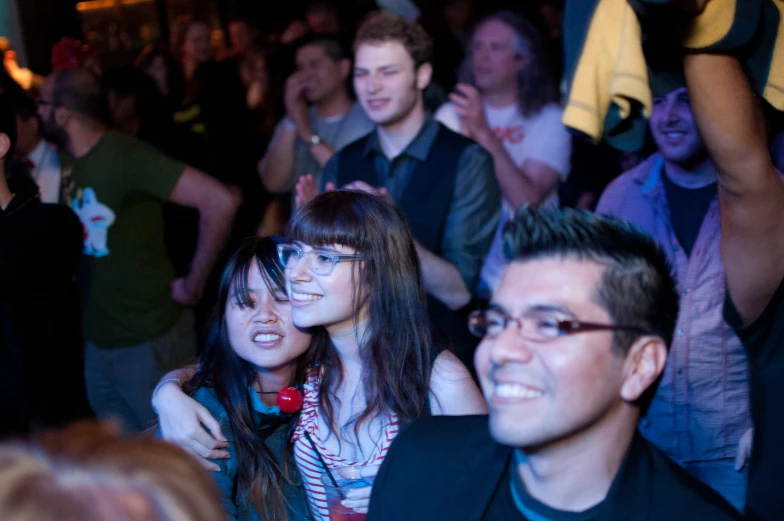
[51,67,108,122]
[503,206,679,411]
[294,33,347,63]
[353,12,433,69]
[0,92,18,166]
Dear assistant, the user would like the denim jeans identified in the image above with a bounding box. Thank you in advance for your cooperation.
[684,457,747,513]
[84,310,195,433]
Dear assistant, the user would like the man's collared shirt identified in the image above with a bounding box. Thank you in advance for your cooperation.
[27,140,61,204]
[322,116,500,293]
[596,153,751,464]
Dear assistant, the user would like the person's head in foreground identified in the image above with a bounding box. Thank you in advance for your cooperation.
[470,206,678,452]
[0,420,224,521]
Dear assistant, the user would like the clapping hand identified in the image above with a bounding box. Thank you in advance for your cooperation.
[295,175,336,208]
[284,71,311,135]
[449,83,491,140]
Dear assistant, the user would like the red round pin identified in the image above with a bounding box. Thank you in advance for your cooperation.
[277,387,304,413]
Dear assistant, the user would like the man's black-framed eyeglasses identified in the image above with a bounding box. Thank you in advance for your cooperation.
[468,308,650,342]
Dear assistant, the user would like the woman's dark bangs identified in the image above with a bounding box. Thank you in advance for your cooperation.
[228,255,255,308]
[288,198,366,251]
[256,254,287,299]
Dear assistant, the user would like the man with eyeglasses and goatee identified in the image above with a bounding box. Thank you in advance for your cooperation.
[366,206,741,521]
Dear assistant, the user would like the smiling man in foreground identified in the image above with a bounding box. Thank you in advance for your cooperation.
[367,207,741,521]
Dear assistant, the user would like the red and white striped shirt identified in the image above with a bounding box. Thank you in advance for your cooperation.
[291,369,399,521]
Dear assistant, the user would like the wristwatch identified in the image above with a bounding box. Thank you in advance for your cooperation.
[308,134,322,146]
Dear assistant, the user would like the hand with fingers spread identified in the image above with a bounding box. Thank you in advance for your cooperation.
[340,464,381,514]
[154,380,229,471]
[449,84,492,141]
[295,174,335,208]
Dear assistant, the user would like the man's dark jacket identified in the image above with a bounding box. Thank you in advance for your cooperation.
[0,172,90,436]
[367,415,743,521]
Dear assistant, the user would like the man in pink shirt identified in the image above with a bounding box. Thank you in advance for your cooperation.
[596,85,751,512]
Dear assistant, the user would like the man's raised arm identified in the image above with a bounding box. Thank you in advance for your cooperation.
[684,53,784,324]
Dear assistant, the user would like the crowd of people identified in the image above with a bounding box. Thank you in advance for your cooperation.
[0,0,782,520]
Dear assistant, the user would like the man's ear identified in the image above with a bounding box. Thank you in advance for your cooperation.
[339,58,351,80]
[620,336,668,403]
[415,62,433,91]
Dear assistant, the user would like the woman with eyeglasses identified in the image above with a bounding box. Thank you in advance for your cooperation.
[153,191,487,520]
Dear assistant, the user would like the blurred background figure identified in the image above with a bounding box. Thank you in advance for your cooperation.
[175,17,266,247]
[305,0,342,35]
[51,37,101,75]
[135,43,186,117]
[226,14,260,60]
[0,420,225,521]
[436,10,570,299]
[181,19,213,84]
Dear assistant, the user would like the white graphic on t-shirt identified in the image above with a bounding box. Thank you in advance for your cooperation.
[73,187,115,258]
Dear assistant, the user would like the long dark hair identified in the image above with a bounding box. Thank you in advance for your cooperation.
[184,237,308,521]
[288,191,433,443]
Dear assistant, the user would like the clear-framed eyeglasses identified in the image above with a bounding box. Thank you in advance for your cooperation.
[468,308,650,342]
[277,244,362,276]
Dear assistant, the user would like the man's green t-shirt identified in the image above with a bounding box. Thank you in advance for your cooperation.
[62,131,186,349]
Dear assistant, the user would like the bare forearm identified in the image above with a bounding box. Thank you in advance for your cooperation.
[307,142,336,169]
[164,364,198,384]
[685,53,784,323]
[151,364,197,409]
[683,54,774,194]
[475,131,551,209]
[414,240,471,310]
[189,189,237,286]
[259,127,298,193]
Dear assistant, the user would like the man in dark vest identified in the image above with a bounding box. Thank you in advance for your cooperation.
[296,12,500,362]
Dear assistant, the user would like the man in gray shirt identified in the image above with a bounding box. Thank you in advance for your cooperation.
[259,34,373,198]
